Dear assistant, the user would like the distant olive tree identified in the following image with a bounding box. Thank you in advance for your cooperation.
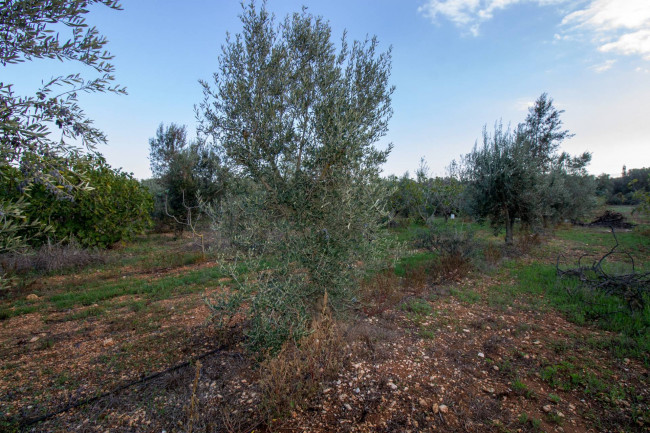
[414,158,464,223]
[386,172,423,222]
[148,123,226,234]
[462,122,537,244]
[633,174,650,217]
[462,93,593,243]
[199,1,394,352]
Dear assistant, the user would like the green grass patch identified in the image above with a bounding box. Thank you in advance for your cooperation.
[401,298,433,316]
[63,305,105,321]
[449,286,482,304]
[555,226,650,257]
[493,261,650,363]
[394,251,435,277]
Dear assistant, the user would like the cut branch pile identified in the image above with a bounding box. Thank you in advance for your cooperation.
[556,228,649,311]
[586,210,634,229]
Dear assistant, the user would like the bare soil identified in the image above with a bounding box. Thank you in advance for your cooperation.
[1,242,648,432]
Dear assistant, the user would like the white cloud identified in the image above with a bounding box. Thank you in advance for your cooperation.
[590,59,616,72]
[561,0,650,60]
[419,0,650,60]
[562,0,650,33]
[418,0,566,35]
[599,29,650,59]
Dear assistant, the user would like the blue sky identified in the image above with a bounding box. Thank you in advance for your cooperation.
[7,0,650,179]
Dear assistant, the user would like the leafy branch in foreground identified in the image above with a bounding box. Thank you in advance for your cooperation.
[1,0,126,175]
[1,0,126,277]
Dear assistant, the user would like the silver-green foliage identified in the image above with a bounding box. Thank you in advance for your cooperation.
[1,0,125,182]
[462,94,594,244]
[200,1,394,353]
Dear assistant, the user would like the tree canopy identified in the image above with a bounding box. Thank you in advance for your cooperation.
[1,0,126,260]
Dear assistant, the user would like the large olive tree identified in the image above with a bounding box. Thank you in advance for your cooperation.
[199,1,394,352]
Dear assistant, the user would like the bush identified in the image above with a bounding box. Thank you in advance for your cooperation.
[1,154,153,248]
[414,221,478,260]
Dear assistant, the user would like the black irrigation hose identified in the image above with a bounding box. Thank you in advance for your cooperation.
[19,345,226,428]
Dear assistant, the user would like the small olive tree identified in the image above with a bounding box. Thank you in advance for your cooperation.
[199,1,394,352]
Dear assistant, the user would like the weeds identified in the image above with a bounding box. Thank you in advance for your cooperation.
[483,243,502,266]
[512,379,535,399]
[401,298,433,316]
[517,412,542,431]
[185,360,202,433]
[0,242,105,276]
[548,393,561,403]
[359,270,402,315]
[514,231,542,255]
[259,299,342,419]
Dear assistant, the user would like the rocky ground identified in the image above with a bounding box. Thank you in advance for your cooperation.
[2,228,649,432]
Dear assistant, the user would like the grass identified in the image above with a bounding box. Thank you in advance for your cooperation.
[0,257,235,320]
[487,259,650,364]
[449,286,482,304]
[393,251,435,277]
[389,214,650,366]
[512,379,535,399]
[548,393,561,403]
[554,226,650,257]
[401,298,433,315]
[517,413,542,431]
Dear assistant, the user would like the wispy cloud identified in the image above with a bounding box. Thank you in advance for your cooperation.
[419,0,650,61]
[418,0,565,36]
[590,59,616,72]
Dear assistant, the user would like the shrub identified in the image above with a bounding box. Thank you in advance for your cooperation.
[1,154,153,248]
[414,222,478,260]
[258,306,342,418]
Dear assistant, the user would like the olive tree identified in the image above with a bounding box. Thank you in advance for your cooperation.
[1,0,125,184]
[462,94,593,244]
[148,123,226,234]
[519,92,574,170]
[199,1,394,352]
[462,122,537,244]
